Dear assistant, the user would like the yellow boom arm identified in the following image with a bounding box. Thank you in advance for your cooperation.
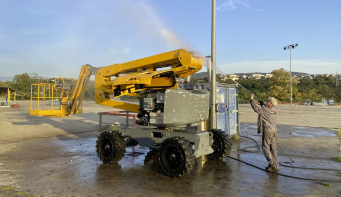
[68,64,93,115]
[94,49,203,112]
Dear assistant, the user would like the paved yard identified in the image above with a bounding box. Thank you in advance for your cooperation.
[0,101,340,196]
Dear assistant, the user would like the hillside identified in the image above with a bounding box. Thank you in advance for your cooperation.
[191,71,310,78]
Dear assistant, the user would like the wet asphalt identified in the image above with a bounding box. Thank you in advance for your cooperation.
[1,124,340,197]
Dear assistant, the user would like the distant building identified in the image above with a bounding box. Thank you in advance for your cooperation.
[176,78,186,83]
[265,73,273,79]
[303,75,313,79]
[253,74,265,79]
[228,74,239,81]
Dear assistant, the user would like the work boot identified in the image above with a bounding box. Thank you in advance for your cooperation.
[271,165,279,171]
[265,164,272,171]
[265,164,279,171]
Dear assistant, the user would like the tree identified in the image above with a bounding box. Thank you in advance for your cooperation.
[29,73,47,84]
[12,73,32,99]
[198,76,209,83]
[269,68,300,102]
[83,82,95,100]
[190,77,198,83]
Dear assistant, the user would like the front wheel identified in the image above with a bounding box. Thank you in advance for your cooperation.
[159,137,196,177]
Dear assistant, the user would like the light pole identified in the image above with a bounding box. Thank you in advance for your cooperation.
[284,43,298,107]
[210,0,217,129]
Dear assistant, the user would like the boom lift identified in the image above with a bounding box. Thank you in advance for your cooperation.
[94,49,232,177]
[29,64,93,117]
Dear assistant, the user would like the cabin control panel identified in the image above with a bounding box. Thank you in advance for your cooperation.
[143,98,154,110]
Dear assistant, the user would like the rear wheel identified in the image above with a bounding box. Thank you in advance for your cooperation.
[207,129,232,160]
[96,130,126,164]
[159,137,196,177]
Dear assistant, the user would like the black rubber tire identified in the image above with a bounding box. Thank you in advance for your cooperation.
[158,137,196,177]
[96,130,126,164]
[207,129,232,160]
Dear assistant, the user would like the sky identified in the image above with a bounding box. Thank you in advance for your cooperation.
[0,0,340,81]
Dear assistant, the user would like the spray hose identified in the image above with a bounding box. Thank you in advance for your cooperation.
[234,126,341,183]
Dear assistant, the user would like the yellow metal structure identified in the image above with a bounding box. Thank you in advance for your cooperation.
[29,65,93,117]
[30,49,202,115]
[0,87,16,106]
[95,49,203,112]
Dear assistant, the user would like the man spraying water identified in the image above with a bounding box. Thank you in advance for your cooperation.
[250,94,280,171]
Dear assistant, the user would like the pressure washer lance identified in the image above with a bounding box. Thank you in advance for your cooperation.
[225,77,266,106]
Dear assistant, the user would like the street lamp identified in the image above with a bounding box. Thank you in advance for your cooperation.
[284,43,298,107]
[210,0,217,129]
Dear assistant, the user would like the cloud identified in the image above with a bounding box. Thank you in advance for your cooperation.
[123,48,131,54]
[217,0,250,11]
[108,48,116,54]
[219,59,341,74]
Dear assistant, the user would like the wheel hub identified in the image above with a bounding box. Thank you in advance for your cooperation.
[169,153,177,162]
[164,146,182,169]
[104,142,111,152]
[100,138,113,157]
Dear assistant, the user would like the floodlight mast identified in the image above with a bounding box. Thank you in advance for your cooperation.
[283,43,299,107]
[210,0,217,129]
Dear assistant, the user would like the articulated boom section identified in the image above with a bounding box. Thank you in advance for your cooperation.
[94,49,203,112]
[67,64,93,115]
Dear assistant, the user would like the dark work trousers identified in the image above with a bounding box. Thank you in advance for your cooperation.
[262,128,278,167]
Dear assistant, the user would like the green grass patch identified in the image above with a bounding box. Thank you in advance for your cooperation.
[337,131,341,137]
[337,172,341,177]
[2,186,13,190]
[332,157,341,162]
[232,134,239,140]
[17,191,26,195]
[321,183,332,187]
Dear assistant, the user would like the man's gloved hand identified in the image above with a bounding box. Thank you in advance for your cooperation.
[259,100,265,106]
[250,93,254,100]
